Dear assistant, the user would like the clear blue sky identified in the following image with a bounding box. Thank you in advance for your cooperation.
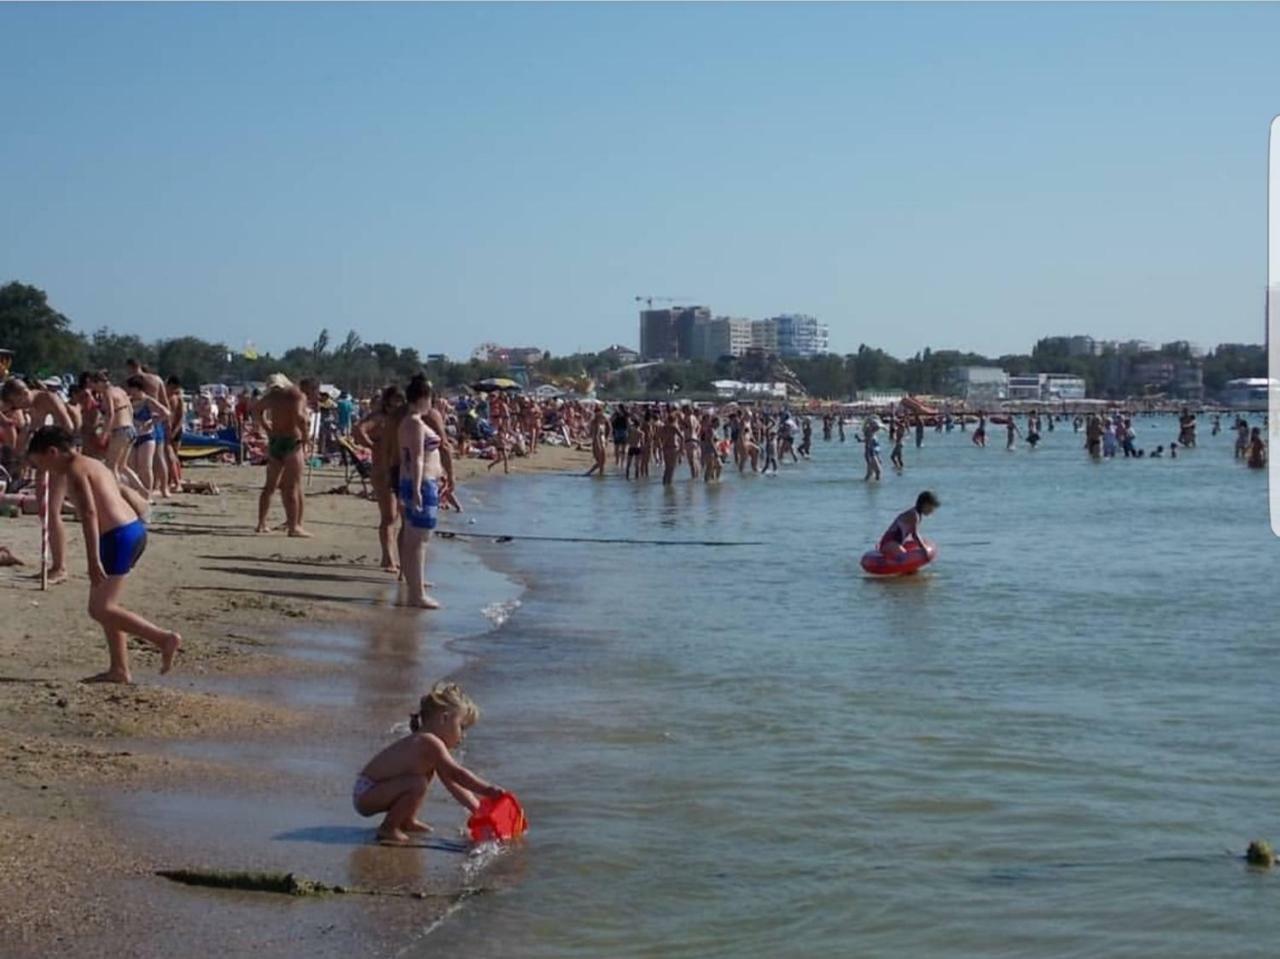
[2,2,1276,360]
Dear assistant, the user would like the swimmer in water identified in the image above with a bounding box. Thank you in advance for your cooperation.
[972,410,986,447]
[1247,427,1266,469]
[877,490,940,561]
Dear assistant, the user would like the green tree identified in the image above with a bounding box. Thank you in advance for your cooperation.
[0,281,88,376]
[155,336,232,387]
[87,328,154,378]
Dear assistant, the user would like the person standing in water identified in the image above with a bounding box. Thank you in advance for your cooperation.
[1247,427,1266,468]
[972,410,987,447]
[354,385,406,572]
[584,406,609,477]
[254,374,311,537]
[397,374,445,609]
[877,490,940,560]
[658,411,684,486]
[889,419,905,471]
[863,417,883,482]
[1005,416,1020,450]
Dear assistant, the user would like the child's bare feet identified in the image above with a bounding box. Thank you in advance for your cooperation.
[404,819,434,834]
[159,632,182,674]
[413,595,441,610]
[82,670,132,684]
[254,524,270,534]
[287,526,313,538]
[376,826,411,845]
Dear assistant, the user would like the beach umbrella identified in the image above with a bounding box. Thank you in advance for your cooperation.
[472,378,522,392]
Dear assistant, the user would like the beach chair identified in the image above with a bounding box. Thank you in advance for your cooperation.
[336,435,372,495]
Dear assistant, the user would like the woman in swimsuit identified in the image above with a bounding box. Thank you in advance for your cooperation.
[125,375,171,499]
[396,374,445,609]
[85,371,146,494]
[354,385,406,572]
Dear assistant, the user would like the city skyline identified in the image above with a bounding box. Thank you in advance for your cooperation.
[2,4,1276,359]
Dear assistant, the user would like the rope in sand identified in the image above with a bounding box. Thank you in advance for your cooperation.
[435,530,766,547]
[438,531,994,549]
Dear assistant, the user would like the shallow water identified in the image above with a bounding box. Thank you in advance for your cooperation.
[427,414,1280,958]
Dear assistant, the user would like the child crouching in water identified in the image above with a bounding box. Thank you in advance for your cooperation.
[354,682,505,845]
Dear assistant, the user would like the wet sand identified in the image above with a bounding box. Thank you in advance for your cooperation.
[0,444,589,958]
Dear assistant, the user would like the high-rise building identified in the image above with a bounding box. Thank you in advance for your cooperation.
[773,314,830,358]
[674,306,711,360]
[640,310,679,360]
[693,317,751,361]
[639,306,710,360]
[750,319,778,355]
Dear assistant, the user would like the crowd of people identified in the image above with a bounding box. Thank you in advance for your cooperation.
[0,356,1271,684]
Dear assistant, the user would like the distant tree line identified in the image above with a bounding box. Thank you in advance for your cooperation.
[0,280,1266,400]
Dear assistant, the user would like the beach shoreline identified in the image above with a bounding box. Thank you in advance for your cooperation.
[0,445,590,958]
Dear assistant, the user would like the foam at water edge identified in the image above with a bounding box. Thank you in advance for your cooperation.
[481,599,522,627]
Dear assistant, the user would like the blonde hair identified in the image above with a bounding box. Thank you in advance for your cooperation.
[409,681,479,733]
[265,373,294,393]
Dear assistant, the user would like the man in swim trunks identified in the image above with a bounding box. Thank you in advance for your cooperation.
[1,377,76,584]
[254,374,311,537]
[878,490,940,561]
[27,426,181,684]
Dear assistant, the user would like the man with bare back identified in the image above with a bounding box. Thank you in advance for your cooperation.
[254,374,311,537]
[1,378,76,584]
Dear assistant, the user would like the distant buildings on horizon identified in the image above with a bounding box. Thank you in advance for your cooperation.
[466,327,1254,402]
[639,307,830,362]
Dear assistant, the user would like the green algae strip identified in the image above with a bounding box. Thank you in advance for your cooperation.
[156,870,337,896]
[156,868,485,902]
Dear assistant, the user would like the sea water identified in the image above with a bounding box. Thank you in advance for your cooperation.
[429,414,1280,958]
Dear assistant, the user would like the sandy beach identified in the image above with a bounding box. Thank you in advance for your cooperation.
[0,444,589,958]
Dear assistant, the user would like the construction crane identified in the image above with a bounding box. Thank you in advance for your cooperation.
[635,295,697,309]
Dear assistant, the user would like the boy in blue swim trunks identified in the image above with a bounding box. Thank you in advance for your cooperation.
[28,426,181,684]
